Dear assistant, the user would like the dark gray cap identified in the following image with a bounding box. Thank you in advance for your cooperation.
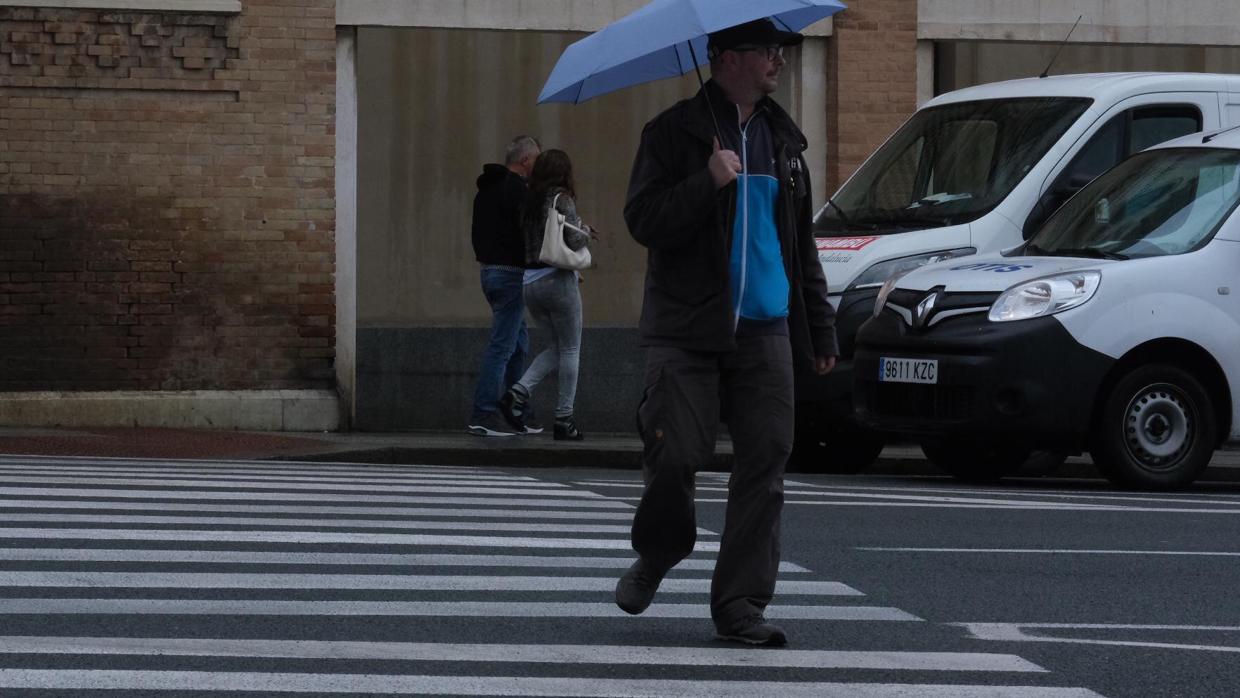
[707,18,804,56]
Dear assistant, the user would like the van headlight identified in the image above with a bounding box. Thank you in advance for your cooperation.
[988,271,1101,322]
[849,247,976,291]
[866,248,975,318]
[873,275,902,318]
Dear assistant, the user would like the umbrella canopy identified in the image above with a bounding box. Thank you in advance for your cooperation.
[538,0,847,105]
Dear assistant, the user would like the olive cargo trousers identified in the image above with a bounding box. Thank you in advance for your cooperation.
[630,334,794,630]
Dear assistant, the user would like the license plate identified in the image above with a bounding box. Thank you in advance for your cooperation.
[879,357,938,384]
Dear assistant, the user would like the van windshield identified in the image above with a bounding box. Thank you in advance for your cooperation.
[816,97,1092,235]
[1026,148,1240,259]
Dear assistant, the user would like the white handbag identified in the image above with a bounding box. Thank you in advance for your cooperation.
[538,193,592,271]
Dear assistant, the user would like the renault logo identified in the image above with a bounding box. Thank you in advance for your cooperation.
[913,290,940,328]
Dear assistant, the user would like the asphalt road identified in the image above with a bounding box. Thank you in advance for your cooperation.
[0,455,1236,696]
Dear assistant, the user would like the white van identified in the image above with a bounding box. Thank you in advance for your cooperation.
[797,72,1240,473]
[853,127,1240,490]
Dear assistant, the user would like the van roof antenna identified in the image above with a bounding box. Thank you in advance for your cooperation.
[1039,15,1083,79]
[1203,124,1240,144]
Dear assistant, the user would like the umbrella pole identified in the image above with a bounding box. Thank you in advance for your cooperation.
[687,40,723,144]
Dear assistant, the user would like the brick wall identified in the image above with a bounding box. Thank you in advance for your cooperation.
[826,0,918,193]
[0,0,335,391]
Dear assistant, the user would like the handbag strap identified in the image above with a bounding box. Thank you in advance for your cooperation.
[546,192,586,234]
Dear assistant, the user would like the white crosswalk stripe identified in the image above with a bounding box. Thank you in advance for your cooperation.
[0,671,1106,696]
[0,512,658,533]
[0,549,812,571]
[0,456,1101,696]
[0,636,1047,670]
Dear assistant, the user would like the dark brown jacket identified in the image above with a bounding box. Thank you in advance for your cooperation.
[624,80,838,369]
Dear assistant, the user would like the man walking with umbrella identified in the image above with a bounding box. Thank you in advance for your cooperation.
[616,18,839,646]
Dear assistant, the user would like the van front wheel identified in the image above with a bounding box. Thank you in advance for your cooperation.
[1092,364,1215,490]
[920,440,1030,482]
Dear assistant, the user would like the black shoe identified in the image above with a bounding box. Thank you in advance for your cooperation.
[614,558,666,615]
[520,420,544,435]
[554,417,584,441]
[466,413,517,437]
[499,387,530,431]
[716,614,788,647]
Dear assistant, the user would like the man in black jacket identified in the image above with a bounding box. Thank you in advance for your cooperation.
[467,135,541,437]
[615,20,838,646]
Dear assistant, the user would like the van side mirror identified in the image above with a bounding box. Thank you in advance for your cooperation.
[1024,173,1096,239]
[1024,189,1068,239]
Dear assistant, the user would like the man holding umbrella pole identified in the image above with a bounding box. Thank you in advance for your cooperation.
[617,18,839,646]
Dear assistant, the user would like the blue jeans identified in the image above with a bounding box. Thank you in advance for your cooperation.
[470,267,529,422]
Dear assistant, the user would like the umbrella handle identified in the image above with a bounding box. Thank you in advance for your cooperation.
[687,40,723,146]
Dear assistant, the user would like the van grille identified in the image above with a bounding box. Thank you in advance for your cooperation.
[861,381,975,421]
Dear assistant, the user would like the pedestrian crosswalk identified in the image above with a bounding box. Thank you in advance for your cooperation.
[0,455,1103,696]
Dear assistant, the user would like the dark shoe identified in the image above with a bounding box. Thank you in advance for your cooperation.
[499,387,530,431]
[466,413,517,437]
[520,420,544,435]
[554,417,584,441]
[614,558,666,615]
[717,614,788,647]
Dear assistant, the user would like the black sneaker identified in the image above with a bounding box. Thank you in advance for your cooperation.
[466,413,517,437]
[554,417,584,441]
[520,420,544,435]
[614,558,666,615]
[716,614,788,647]
[499,387,530,431]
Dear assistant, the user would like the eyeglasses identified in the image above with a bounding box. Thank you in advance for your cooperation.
[734,45,784,61]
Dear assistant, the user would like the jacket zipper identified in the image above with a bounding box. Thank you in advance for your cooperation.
[777,143,801,284]
[734,105,754,331]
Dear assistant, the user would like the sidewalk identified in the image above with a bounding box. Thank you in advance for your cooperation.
[0,426,657,468]
[0,425,1238,483]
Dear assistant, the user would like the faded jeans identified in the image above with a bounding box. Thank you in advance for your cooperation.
[515,269,581,419]
[469,266,529,423]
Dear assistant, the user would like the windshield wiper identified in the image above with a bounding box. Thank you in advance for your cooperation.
[825,198,851,225]
[821,199,879,231]
[1047,247,1128,260]
[853,215,949,229]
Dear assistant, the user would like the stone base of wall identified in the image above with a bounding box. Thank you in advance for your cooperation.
[0,390,339,431]
[357,327,645,432]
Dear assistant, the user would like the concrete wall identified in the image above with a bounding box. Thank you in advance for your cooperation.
[919,0,1240,46]
[351,26,697,429]
[356,327,643,433]
[937,41,1240,93]
[335,27,358,426]
[355,26,696,328]
[349,26,834,430]
[337,0,834,36]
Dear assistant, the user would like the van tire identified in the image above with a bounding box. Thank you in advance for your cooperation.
[1092,364,1215,490]
[920,440,1031,482]
[791,429,884,474]
[791,417,884,474]
[1022,450,1068,477]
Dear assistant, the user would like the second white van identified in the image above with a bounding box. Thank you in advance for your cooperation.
[853,127,1240,490]
[796,72,1240,473]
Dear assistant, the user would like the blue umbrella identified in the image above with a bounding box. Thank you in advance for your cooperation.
[538,0,847,105]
